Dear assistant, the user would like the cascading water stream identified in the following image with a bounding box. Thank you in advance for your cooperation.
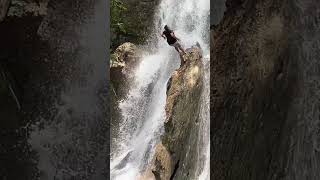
[195,55,210,180]
[111,0,209,179]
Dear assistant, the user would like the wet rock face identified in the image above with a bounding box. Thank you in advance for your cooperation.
[211,0,320,179]
[28,1,109,179]
[211,0,225,25]
[111,42,141,77]
[0,0,10,21]
[152,46,204,180]
[110,42,141,114]
[1,0,109,179]
[0,65,39,180]
[0,1,49,179]
[110,42,142,151]
[7,0,48,17]
[151,143,172,180]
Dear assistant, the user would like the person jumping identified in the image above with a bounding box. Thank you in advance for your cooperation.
[161,25,186,55]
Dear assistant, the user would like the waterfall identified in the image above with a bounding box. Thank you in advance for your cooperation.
[196,55,210,180]
[111,0,210,179]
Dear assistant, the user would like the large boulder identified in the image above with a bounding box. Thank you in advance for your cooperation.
[152,46,204,180]
[151,143,172,180]
[110,42,142,150]
[111,42,141,76]
[110,42,141,108]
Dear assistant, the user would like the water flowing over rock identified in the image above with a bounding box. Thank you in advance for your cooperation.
[111,0,210,179]
[152,46,204,180]
[111,42,143,148]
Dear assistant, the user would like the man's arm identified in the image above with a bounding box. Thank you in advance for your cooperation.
[161,32,166,39]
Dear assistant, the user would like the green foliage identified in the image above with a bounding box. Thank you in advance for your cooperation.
[111,0,128,36]
[111,0,129,52]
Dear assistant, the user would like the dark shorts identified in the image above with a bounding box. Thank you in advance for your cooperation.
[169,41,180,48]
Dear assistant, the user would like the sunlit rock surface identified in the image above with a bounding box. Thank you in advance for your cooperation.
[152,46,204,180]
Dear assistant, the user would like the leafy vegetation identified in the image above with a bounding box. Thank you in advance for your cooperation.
[111,0,129,51]
[111,0,127,35]
[110,0,145,52]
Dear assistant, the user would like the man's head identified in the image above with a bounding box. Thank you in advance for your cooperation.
[164,25,170,31]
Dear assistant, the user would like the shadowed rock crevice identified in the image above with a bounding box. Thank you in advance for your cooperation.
[169,160,180,180]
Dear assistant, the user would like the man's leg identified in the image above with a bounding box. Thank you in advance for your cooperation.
[174,46,180,53]
[175,43,185,66]
[179,53,184,67]
[177,43,186,54]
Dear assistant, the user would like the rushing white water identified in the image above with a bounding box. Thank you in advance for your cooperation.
[111,0,210,179]
[196,55,210,180]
